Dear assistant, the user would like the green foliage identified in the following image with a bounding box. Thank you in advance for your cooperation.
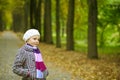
[51,0,120,54]
[0,0,9,10]
[0,0,25,30]
[97,1,120,47]
[0,0,120,54]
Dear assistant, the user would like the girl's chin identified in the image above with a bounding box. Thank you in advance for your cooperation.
[33,45,38,47]
[33,45,37,47]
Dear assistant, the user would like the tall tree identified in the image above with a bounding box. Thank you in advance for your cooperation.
[12,9,24,32]
[35,0,42,31]
[87,0,98,59]
[30,0,42,30]
[24,0,29,32]
[43,0,53,44]
[30,0,36,28]
[0,10,4,31]
[56,0,61,47]
[12,0,25,32]
[0,0,10,31]
[66,0,75,50]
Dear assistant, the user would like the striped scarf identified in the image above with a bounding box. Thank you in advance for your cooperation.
[27,44,46,78]
[33,48,47,78]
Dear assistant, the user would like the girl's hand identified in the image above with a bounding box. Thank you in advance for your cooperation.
[26,71,30,77]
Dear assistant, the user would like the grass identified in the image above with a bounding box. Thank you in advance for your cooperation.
[98,46,120,55]
[75,39,120,56]
[75,44,120,55]
[52,36,120,56]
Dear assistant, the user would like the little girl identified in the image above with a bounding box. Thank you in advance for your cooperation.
[12,29,48,80]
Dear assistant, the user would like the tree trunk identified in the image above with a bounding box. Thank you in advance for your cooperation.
[12,10,24,32]
[56,0,61,48]
[30,0,36,28]
[43,0,53,44]
[35,0,42,31]
[0,10,4,31]
[66,0,75,50]
[87,0,98,59]
[24,0,29,32]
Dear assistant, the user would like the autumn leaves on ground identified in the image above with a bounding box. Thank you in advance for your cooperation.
[0,31,119,80]
[42,43,119,80]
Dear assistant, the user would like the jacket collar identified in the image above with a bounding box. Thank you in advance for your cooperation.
[22,44,34,52]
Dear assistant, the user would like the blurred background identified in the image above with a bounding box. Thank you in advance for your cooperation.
[0,0,120,59]
[0,0,120,80]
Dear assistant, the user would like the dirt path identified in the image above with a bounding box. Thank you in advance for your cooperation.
[0,31,80,80]
[0,31,21,80]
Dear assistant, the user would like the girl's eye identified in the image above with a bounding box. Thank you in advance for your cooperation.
[33,38,37,40]
[33,38,39,41]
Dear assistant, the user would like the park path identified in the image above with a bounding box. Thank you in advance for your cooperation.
[0,31,78,80]
[0,31,21,80]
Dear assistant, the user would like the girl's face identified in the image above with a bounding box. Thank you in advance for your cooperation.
[27,35,40,47]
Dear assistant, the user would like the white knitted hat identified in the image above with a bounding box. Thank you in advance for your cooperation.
[23,29,40,41]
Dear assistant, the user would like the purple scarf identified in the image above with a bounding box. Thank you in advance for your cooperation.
[33,48,46,72]
[27,44,46,78]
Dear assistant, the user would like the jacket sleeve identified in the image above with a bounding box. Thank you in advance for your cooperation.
[12,49,29,77]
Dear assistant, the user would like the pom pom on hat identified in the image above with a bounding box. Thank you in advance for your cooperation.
[23,29,40,41]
